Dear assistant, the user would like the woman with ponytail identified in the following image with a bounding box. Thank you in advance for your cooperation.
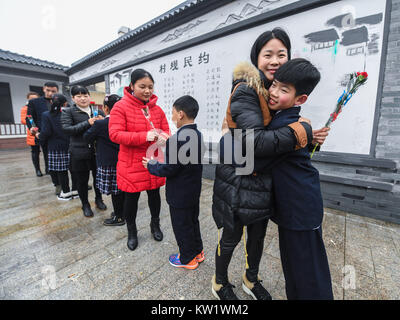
[36,94,72,200]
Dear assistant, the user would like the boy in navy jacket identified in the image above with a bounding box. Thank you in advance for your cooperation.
[265,58,333,300]
[143,95,205,270]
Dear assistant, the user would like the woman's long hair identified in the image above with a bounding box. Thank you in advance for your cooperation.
[130,69,154,86]
[50,93,68,115]
[104,94,121,111]
[250,27,292,66]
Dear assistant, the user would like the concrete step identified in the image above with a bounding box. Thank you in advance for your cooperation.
[0,137,28,150]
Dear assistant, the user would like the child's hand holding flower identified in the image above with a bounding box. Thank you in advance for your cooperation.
[312,127,330,146]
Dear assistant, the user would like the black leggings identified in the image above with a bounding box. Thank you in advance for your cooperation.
[56,171,70,193]
[70,170,77,192]
[75,170,102,206]
[111,192,125,218]
[123,188,161,228]
[215,217,268,285]
[31,145,41,171]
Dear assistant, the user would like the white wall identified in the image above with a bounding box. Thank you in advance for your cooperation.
[69,0,388,155]
[0,73,63,124]
[108,0,387,155]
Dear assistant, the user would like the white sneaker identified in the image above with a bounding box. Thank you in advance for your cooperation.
[71,190,79,199]
[57,191,72,201]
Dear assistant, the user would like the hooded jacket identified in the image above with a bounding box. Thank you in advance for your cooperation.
[212,62,313,231]
[108,87,170,193]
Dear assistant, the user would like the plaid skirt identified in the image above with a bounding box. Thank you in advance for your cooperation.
[48,150,70,171]
[96,166,121,195]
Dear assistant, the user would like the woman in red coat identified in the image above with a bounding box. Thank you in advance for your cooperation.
[109,69,170,251]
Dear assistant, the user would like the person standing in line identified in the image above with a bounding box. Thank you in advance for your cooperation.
[61,85,107,217]
[20,92,41,176]
[36,94,72,200]
[143,95,205,270]
[109,69,170,251]
[61,102,79,200]
[26,82,60,193]
[84,94,126,226]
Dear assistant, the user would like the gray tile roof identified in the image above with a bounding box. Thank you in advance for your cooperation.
[0,49,68,70]
[69,0,205,69]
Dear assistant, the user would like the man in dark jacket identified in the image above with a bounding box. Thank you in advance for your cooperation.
[27,82,60,191]
[144,96,206,270]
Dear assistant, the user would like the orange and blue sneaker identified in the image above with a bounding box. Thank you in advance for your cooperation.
[169,253,199,270]
[196,250,205,263]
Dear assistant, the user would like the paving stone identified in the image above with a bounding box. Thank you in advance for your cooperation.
[42,274,96,300]
[1,149,400,300]
[345,244,375,279]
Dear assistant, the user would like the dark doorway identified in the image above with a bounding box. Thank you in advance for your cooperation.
[29,86,44,96]
[0,82,14,123]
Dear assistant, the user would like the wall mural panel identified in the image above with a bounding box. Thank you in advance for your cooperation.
[70,0,297,83]
[108,0,386,154]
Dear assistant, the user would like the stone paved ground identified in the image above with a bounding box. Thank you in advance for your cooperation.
[1,149,399,300]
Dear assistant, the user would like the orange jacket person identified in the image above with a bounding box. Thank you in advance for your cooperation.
[20,92,44,176]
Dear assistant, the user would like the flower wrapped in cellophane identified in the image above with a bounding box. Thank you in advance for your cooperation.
[311,71,368,158]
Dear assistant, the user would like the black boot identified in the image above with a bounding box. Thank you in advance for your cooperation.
[95,198,107,211]
[127,224,138,251]
[82,203,94,218]
[150,219,163,242]
[31,150,42,177]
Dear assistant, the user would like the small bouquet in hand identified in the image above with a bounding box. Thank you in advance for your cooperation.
[27,115,39,135]
[311,71,368,158]
[90,101,98,117]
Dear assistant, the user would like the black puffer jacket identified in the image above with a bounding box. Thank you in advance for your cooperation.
[60,104,105,160]
[212,62,312,231]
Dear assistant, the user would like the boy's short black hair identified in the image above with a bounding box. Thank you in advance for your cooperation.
[274,58,321,96]
[70,85,89,97]
[44,82,59,89]
[173,95,199,120]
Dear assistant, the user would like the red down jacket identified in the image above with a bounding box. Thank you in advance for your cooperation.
[109,87,170,193]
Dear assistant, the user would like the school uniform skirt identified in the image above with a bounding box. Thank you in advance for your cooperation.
[48,150,70,171]
[96,166,121,195]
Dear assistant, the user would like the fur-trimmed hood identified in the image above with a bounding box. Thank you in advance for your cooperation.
[232,62,269,100]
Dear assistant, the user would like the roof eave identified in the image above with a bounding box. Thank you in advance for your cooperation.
[65,0,234,75]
